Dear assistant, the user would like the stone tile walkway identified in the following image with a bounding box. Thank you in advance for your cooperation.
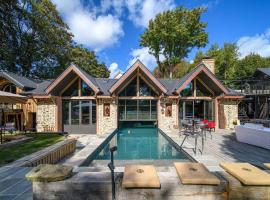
[0,167,32,200]
[166,129,270,171]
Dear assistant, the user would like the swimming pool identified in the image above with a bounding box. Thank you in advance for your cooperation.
[82,127,190,166]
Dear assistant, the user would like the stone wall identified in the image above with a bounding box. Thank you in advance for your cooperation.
[158,98,179,133]
[220,99,239,129]
[36,99,57,132]
[97,98,117,135]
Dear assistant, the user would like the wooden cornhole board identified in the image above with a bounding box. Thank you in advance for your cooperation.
[174,162,220,185]
[122,165,160,188]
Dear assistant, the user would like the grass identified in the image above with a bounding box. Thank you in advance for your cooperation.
[0,133,65,166]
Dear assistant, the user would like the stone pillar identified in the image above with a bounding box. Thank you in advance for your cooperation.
[158,98,179,133]
[96,98,118,135]
[36,98,57,132]
[220,99,239,129]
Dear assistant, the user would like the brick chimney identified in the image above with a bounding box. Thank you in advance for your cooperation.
[201,57,215,74]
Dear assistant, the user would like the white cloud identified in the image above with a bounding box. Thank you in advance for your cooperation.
[237,28,270,58]
[128,47,164,70]
[52,0,124,51]
[126,0,175,28]
[109,62,122,78]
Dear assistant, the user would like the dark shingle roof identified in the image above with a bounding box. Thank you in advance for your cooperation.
[0,71,38,89]
[158,79,180,95]
[257,68,270,77]
[22,80,53,95]
[95,78,118,95]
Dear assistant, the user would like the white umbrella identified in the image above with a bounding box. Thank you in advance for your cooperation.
[0,91,27,104]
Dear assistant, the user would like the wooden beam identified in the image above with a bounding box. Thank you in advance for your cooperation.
[180,96,213,100]
[138,73,160,96]
[118,96,159,100]
[196,77,215,96]
[61,96,96,100]
[60,77,79,96]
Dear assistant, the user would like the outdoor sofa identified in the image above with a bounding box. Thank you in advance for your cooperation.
[235,123,270,150]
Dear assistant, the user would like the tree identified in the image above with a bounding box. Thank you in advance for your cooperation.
[0,0,73,79]
[68,45,109,78]
[206,43,238,81]
[235,53,268,79]
[140,6,208,79]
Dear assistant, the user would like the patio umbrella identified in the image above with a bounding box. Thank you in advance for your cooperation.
[0,91,27,104]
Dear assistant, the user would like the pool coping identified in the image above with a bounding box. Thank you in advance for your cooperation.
[77,128,196,170]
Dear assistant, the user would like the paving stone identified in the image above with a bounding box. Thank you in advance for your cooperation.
[0,178,24,192]
[2,180,31,195]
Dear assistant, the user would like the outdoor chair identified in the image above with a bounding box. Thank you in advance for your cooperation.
[180,122,203,154]
[4,122,16,134]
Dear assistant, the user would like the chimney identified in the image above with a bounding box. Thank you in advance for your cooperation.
[201,57,215,74]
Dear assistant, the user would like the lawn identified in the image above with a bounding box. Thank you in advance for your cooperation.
[0,133,65,166]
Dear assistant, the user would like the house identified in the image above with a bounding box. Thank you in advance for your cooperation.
[0,59,242,134]
[238,68,270,120]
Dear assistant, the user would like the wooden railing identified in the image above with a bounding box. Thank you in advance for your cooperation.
[10,139,76,167]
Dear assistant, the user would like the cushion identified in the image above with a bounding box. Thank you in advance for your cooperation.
[122,165,160,188]
[174,162,220,185]
[264,163,270,169]
[220,163,270,185]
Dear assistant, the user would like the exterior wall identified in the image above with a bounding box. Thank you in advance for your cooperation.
[158,98,179,133]
[97,98,117,135]
[220,99,239,129]
[36,99,57,132]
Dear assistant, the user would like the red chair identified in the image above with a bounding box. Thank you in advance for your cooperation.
[202,119,209,124]
[205,121,215,139]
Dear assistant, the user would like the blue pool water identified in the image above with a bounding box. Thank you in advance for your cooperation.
[93,127,188,160]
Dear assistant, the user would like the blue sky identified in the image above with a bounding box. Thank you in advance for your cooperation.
[52,0,270,77]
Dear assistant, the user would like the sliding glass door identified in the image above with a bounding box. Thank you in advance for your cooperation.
[180,100,214,121]
[62,100,96,134]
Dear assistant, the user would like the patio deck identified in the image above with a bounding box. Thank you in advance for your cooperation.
[167,129,270,171]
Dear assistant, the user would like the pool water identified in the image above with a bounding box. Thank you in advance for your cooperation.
[94,127,188,160]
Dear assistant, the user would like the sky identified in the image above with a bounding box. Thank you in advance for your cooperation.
[52,0,270,78]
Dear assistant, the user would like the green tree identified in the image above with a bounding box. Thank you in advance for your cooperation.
[235,53,268,79]
[68,45,109,78]
[0,0,73,79]
[207,43,238,81]
[140,6,208,79]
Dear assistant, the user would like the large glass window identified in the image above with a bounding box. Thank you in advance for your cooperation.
[180,100,214,120]
[126,100,137,119]
[81,101,90,124]
[81,80,95,96]
[119,78,137,96]
[139,78,156,96]
[180,82,193,97]
[63,100,96,125]
[92,101,96,124]
[118,77,157,96]
[71,101,80,124]
[62,101,69,124]
[62,80,79,96]
[138,100,150,119]
[119,100,157,120]
[196,80,212,97]
[2,83,16,94]
[151,100,157,119]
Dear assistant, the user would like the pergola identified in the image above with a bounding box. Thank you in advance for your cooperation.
[0,91,27,104]
[0,91,28,140]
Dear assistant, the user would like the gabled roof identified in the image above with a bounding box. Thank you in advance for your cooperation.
[109,60,167,94]
[22,80,53,96]
[0,71,38,89]
[46,64,100,94]
[256,68,270,77]
[175,63,229,95]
